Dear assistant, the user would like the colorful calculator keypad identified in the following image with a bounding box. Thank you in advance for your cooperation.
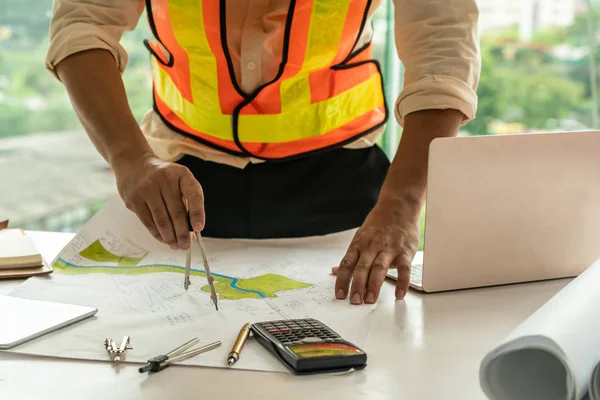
[254,319,344,346]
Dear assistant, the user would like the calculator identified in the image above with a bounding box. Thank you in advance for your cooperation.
[251,318,367,374]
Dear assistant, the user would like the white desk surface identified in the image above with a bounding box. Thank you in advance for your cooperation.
[0,231,570,400]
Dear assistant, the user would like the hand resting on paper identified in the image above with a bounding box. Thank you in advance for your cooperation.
[332,198,420,305]
[113,153,205,251]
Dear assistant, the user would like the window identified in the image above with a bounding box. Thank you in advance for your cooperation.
[470,1,598,136]
[1,0,598,233]
[0,1,151,231]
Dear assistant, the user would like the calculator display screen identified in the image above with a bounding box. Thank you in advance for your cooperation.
[288,343,363,359]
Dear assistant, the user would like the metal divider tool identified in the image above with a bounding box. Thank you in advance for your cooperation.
[139,338,222,373]
[185,211,219,311]
[104,336,132,363]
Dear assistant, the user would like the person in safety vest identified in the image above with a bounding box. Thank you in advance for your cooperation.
[46,0,480,305]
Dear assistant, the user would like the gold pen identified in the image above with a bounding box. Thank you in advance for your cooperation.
[228,322,251,366]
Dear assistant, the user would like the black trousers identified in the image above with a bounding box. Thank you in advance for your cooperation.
[177,146,390,239]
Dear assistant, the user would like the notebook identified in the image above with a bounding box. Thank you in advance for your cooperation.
[0,229,52,278]
[0,295,98,349]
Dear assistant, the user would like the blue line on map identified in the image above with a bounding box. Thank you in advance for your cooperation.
[57,257,231,278]
[56,257,266,297]
[230,277,265,298]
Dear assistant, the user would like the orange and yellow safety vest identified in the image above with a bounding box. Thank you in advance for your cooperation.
[144,0,387,160]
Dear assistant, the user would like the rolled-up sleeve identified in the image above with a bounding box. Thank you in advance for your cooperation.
[393,0,481,126]
[45,0,145,79]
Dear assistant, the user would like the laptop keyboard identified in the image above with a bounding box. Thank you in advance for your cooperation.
[386,263,423,287]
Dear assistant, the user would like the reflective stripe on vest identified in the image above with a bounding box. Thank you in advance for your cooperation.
[145,0,387,159]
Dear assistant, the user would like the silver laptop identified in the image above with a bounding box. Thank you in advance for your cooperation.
[387,130,600,292]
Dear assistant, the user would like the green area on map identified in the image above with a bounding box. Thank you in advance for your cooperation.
[204,273,312,300]
[80,239,146,266]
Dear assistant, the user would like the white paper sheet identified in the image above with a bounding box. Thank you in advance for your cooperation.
[479,258,600,400]
[4,197,374,373]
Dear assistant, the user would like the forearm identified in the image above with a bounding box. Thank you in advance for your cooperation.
[55,49,153,169]
[378,109,464,213]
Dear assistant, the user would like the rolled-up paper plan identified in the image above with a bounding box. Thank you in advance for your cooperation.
[590,360,600,400]
[480,258,600,400]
